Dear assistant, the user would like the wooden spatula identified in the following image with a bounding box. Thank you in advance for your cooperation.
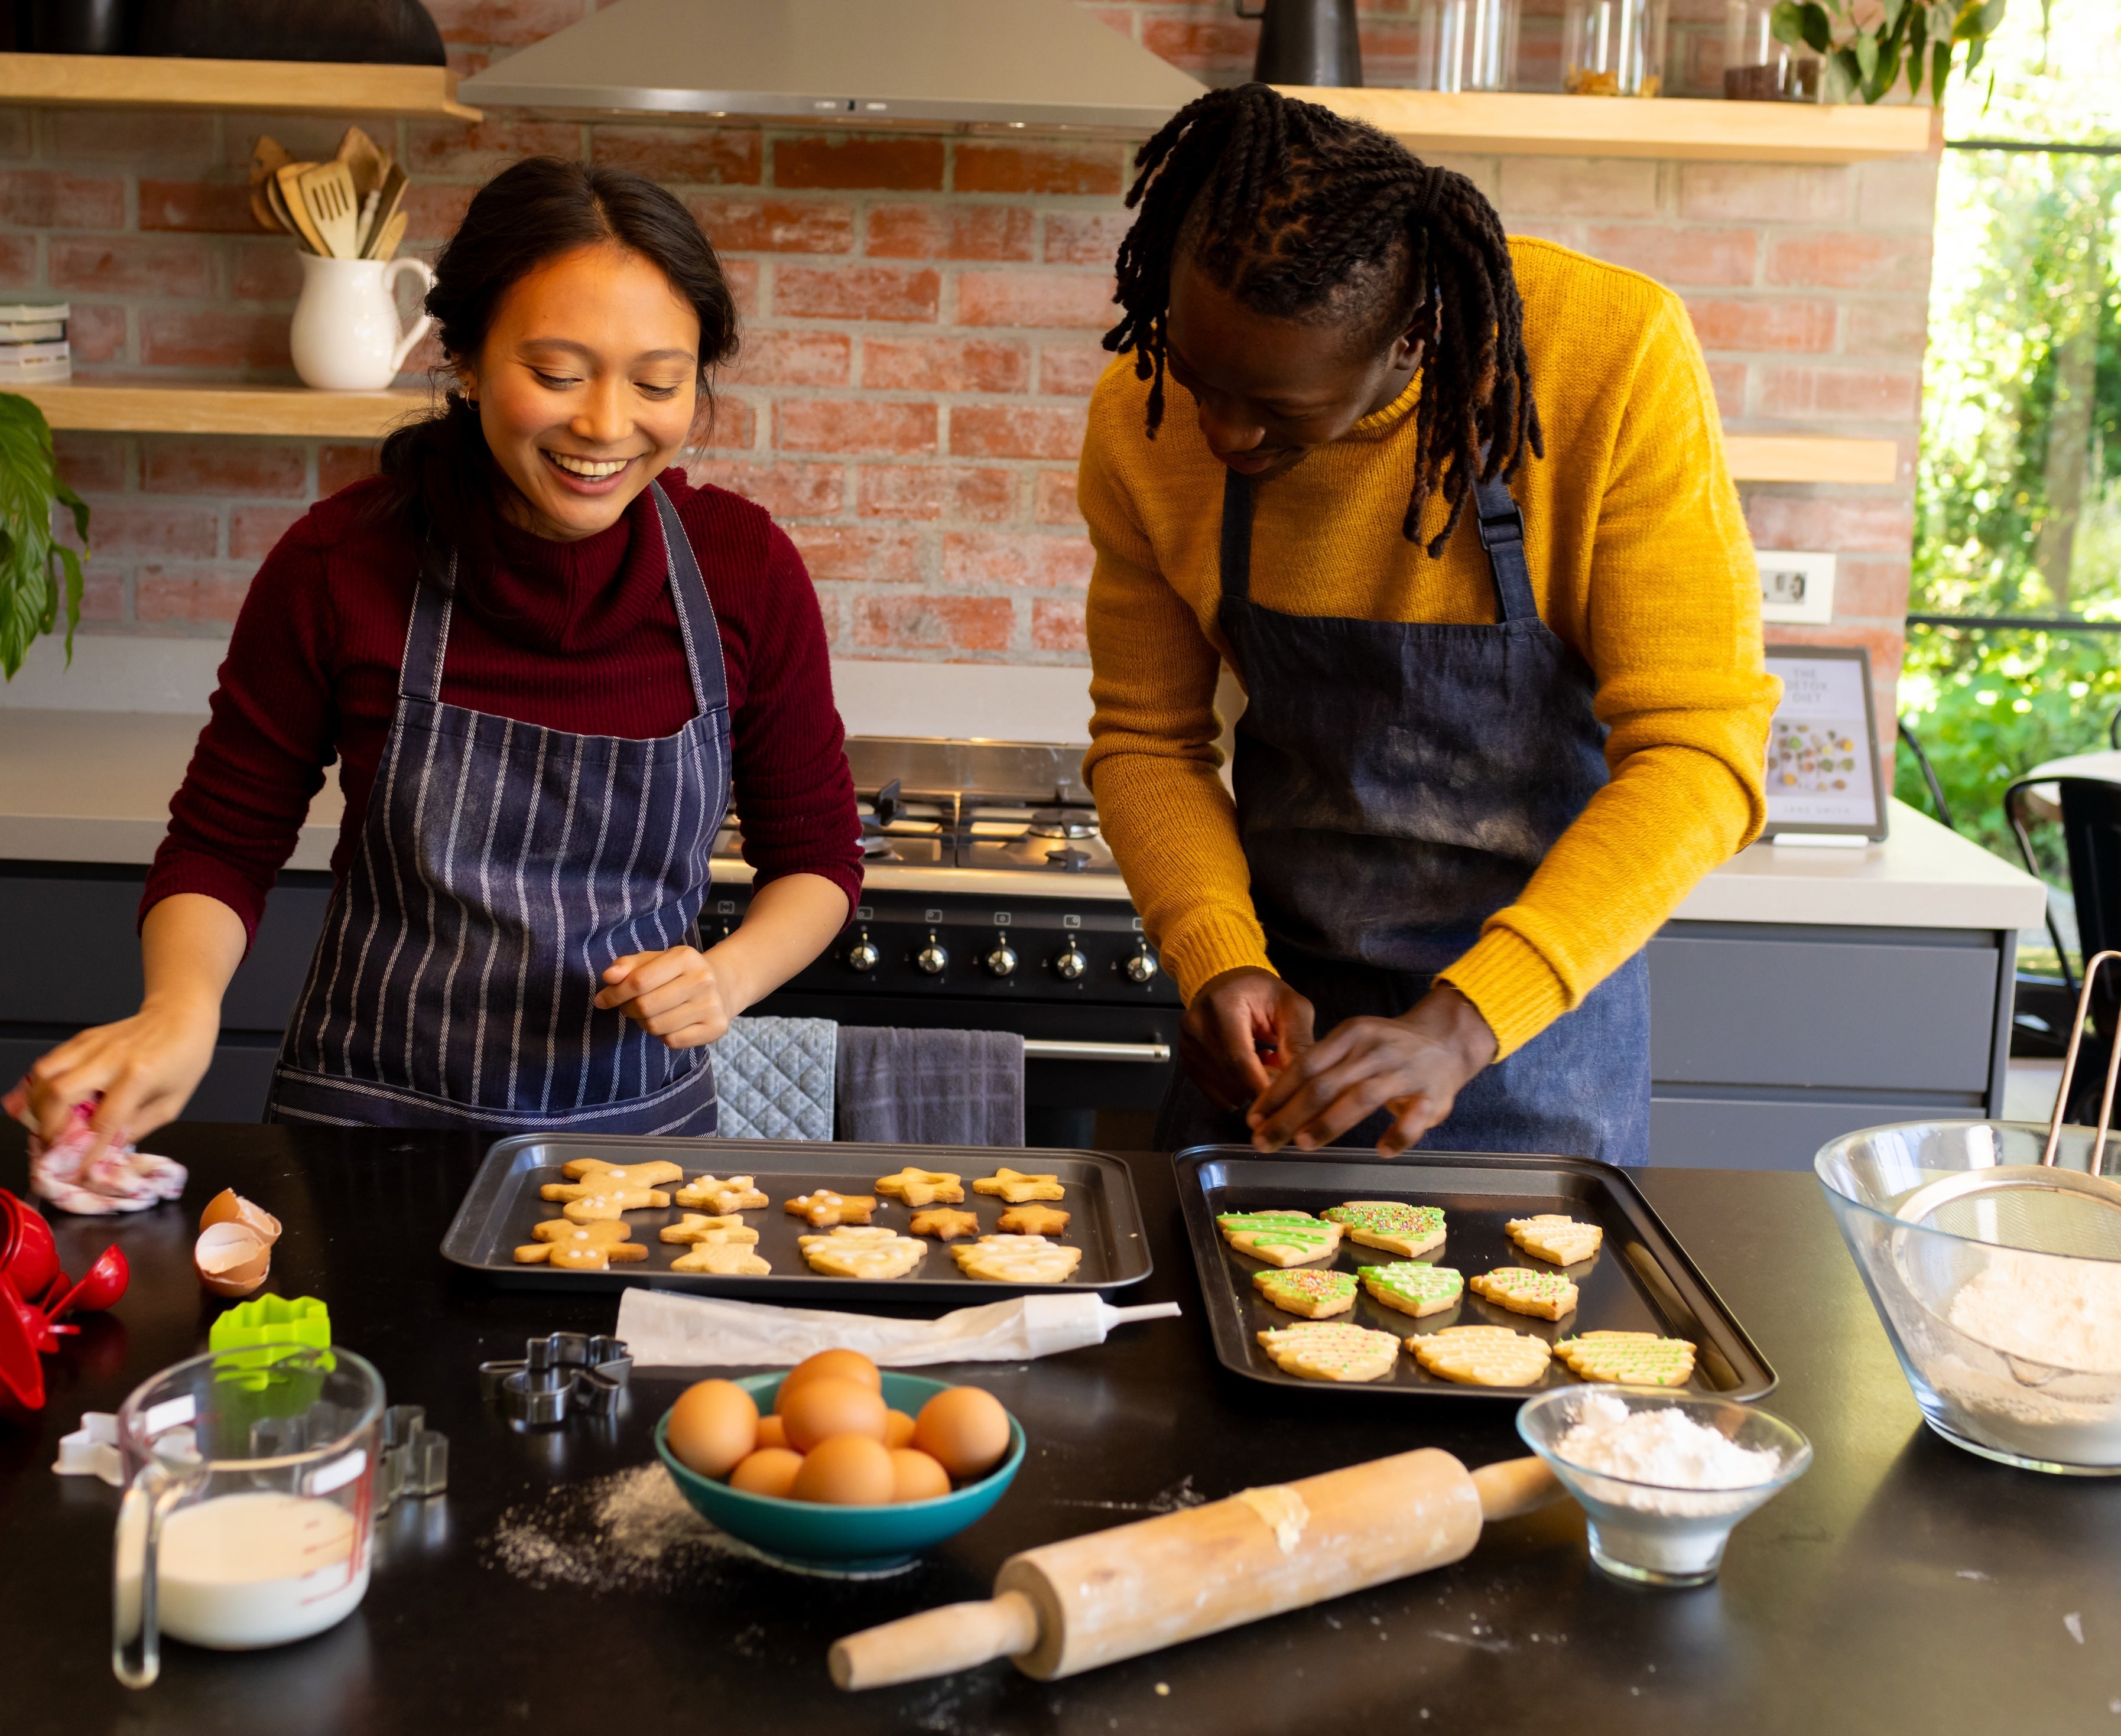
[365,210,408,263]
[297,160,361,260]
[360,163,408,259]
[272,162,328,255]
[333,125,387,200]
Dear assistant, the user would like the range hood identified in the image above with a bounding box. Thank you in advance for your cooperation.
[456,0,1209,134]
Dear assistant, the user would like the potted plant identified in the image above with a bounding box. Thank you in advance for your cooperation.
[0,391,89,680]
[1772,0,2010,103]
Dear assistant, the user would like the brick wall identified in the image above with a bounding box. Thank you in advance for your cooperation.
[1,0,1932,734]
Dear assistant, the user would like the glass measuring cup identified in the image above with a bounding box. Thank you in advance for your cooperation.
[112,1345,384,1688]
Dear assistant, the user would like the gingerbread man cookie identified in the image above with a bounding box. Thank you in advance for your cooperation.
[674,1173,769,1213]
[908,1207,980,1240]
[561,1186,674,1223]
[659,1213,761,1246]
[672,1240,772,1276]
[540,1158,682,1203]
[950,1234,1082,1284]
[784,1189,877,1227]
[996,1203,1070,1236]
[512,1221,648,1270]
[797,1225,927,1279]
[875,1166,964,1207]
[972,1167,1065,1204]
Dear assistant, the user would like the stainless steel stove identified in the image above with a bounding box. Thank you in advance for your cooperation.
[709,737,1181,1144]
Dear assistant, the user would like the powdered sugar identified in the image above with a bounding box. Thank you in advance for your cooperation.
[1947,1250,2121,1375]
[1555,1394,1784,1493]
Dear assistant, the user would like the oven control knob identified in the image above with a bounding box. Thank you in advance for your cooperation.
[916,933,949,976]
[846,932,880,973]
[985,941,1018,978]
[1124,948,1160,985]
[1054,945,1089,981]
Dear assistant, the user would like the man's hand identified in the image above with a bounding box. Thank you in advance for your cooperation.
[1247,984,1498,1158]
[596,947,732,1049]
[1179,966,1316,1110]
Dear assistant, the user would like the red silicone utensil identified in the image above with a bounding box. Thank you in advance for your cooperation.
[0,1274,46,1409]
[0,1191,59,1302]
[44,1244,129,1323]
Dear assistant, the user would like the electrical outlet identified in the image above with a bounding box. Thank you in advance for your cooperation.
[1758,550,1836,624]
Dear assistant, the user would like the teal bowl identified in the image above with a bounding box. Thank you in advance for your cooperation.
[654,1371,1026,1569]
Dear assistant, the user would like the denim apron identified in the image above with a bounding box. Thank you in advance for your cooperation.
[267,482,729,1136]
[1155,468,1651,1165]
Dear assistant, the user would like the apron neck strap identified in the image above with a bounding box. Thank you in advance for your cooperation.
[394,480,732,714]
[1219,466,1538,625]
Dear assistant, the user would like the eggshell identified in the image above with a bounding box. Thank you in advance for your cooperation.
[773,1348,882,1413]
[193,1223,270,1298]
[665,1379,759,1480]
[781,1376,889,1453]
[912,1386,1011,1480]
[889,1448,952,1504]
[755,1414,789,1451]
[882,1409,916,1449]
[790,1434,895,1506]
[729,1447,804,1498]
[200,1188,282,1246]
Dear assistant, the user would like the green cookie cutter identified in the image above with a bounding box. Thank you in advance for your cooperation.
[209,1294,334,1384]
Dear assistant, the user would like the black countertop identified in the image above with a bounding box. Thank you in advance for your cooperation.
[4,1125,2119,1735]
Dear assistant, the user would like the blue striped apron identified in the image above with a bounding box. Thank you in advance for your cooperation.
[267,482,727,1136]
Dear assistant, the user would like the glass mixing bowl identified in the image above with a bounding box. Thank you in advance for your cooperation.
[1815,1119,2121,1475]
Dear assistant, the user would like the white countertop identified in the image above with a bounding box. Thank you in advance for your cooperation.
[0,709,2047,931]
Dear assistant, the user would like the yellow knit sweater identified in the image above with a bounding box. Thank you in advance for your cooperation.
[1079,236,1779,1057]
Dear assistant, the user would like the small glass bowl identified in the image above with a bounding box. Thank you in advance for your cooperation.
[1516,1387,1812,1587]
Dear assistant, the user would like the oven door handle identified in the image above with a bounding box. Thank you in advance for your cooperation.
[1021,1039,1171,1064]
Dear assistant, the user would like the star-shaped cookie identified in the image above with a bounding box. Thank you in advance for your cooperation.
[674,1173,769,1212]
[797,1225,927,1279]
[950,1234,1082,1283]
[996,1203,1070,1236]
[909,1207,981,1240]
[875,1166,964,1207]
[512,1220,647,1270]
[972,1167,1065,1204]
[785,1189,876,1227]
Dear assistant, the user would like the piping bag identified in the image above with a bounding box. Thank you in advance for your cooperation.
[615,1288,1182,1368]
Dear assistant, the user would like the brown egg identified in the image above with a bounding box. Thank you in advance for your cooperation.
[773,1348,882,1413]
[755,1414,789,1451]
[729,1447,804,1498]
[889,1448,952,1503]
[193,1223,271,1298]
[791,1434,895,1506]
[882,1409,916,1449]
[199,1188,282,1246]
[912,1386,1012,1481]
[781,1376,889,1453]
[664,1379,759,1480]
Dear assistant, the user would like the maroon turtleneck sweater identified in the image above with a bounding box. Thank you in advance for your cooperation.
[144,468,863,943]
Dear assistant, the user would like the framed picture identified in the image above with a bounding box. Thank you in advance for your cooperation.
[1761,644,1888,841]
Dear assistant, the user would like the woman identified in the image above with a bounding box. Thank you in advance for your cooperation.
[29,158,860,1143]
[1080,87,1778,1165]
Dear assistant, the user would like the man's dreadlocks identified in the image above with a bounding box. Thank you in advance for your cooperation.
[1105,83,1541,557]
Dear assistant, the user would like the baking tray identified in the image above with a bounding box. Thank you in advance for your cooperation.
[441,1136,1152,1301]
[1176,1147,1774,1401]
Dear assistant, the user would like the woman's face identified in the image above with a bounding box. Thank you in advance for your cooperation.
[459,242,702,542]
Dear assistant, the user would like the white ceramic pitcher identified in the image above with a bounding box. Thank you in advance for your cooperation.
[290,253,436,392]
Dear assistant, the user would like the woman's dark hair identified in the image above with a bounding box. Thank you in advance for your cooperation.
[1105,83,1541,557]
[378,157,740,564]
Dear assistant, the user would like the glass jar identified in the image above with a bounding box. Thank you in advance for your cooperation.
[1561,0,1668,96]
[1723,0,1823,100]
[1415,0,1521,92]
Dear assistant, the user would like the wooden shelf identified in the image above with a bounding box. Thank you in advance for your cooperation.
[0,53,480,122]
[19,383,433,438]
[1725,434,1898,485]
[1280,86,1935,162]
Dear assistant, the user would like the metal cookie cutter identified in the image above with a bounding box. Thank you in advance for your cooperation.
[478,1332,632,1426]
[378,1405,449,1510]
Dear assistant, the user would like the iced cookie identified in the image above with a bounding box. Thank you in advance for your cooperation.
[972,1167,1066,1204]
[875,1166,964,1207]
[659,1212,760,1246]
[997,1203,1070,1236]
[1468,1267,1579,1321]
[951,1234,1083,1283]
[1506,1215,1604,1266]
[1555,1331,1697,1386]
[1323,1201,1447,1258]
[512,1220,647,1270]
[909,1207,980,1240]
[1255,1321,1401,1383]
[797,1225,927,1279]
[785,1189,877,1227]
[1411,1325,1552,1387]
[671,1240,772,1276]
[1216,1211,1342,1268]
[561,1188,671,1223]
[1252,1267,1358,1319]
[1359,1261,1464,1319]
[674,1173,769,1213]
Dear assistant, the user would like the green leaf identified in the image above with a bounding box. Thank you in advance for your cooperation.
[1770,0,1810,49]
[1879,0,1908,32]
[1932,36,1953,92]
[1796,1,1836,53]
[0,391,90,680]
[1854,27,1881,83]
[1908,9,1930,92]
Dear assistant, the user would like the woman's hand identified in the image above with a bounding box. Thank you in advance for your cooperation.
[1180,965,1316,1110]
[28,996,222,1151]
[596,947,732,1048]
[1246,984,1498,1158]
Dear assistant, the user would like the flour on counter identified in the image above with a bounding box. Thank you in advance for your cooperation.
[1555,1394,1783,1494]
[1947,1251,2121,1375]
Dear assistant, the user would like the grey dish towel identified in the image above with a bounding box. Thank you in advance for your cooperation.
[835,1027,1025,1147]
[706,1016,837,1141]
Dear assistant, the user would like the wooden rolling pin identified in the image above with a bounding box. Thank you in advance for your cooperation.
[830,1449,1560,1690]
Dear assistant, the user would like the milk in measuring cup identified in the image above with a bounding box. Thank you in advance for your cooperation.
[119,1490,368,1649]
